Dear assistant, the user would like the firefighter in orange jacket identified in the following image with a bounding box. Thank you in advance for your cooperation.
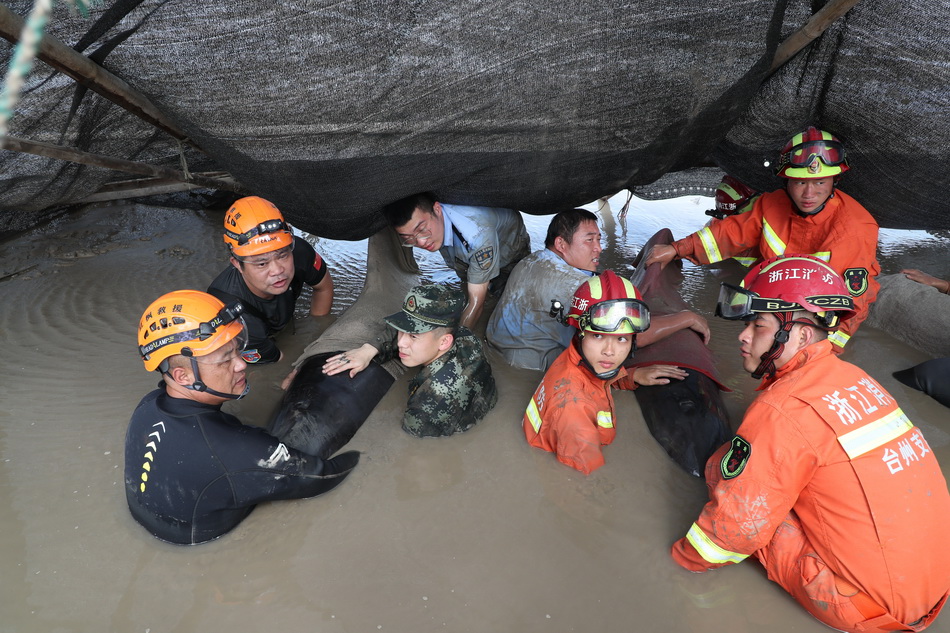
[523,270,687,475]
[672,255,950,633]
[646,127,880,352]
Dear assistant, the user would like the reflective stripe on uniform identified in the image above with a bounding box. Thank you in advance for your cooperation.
[828,329,850,349]
[761,219,786,257]
[596,411,613,429]
[838,408,913,460]
[696,227,723,263]
[685,523,749,565]
[811,251,831,262]
[526,398,543,433]
[733,256,757,267]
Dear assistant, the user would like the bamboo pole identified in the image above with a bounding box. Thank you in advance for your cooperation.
[769,0,864,74]
[0,3,193,145]
[2,135,246,193]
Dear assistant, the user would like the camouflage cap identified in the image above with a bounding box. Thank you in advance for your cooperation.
[384,284,465,334]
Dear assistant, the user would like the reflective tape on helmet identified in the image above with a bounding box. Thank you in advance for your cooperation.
[596,411,613,429]
[761,219,787,257]
[828,329,851,349]
[525,398,543,433]
[838,408,913,460]
[697,227,723,263]
[685,523,749,565]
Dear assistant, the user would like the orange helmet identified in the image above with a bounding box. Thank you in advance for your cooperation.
[223,196,294,257]
[138,290,247,373]
[775,126,849,179]
[568,270,650,336]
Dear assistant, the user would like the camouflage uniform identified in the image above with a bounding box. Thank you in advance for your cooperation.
[375,327,497,436]
[375,284,498,437]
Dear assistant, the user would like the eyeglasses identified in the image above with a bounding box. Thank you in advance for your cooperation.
[779,139,847,170]
[225,219,290,246]
[580,298,650,334]
[715,283,849,328]
[398,221,433,247]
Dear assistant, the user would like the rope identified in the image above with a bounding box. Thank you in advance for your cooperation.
[0,0,100,141]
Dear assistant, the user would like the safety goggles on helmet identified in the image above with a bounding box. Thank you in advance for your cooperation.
[579,298,651,335]
[715,283,850,329]
[778,139,846,170]
[225,219,290,246]
[139,302,247,364]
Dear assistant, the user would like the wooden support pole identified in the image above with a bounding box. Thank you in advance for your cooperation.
[1,135,246,193]
[770,0,864,74]
[0,3,194,145]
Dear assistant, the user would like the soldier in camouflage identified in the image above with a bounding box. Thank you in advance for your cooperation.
[323,284,498,437]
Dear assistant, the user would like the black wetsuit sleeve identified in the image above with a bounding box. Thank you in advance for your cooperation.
[204,418,356,502]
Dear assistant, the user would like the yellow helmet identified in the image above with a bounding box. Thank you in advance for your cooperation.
[138,290,246,372]
[775,126,850,179]
[223,196,294,257]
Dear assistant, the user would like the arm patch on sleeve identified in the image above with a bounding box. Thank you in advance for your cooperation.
[720,435,751,479]
[843,268,869,296]
[473,246,495,271]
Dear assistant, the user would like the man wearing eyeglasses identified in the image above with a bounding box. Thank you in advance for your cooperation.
[645,126,880,353]
[208,196,334,364]
[382,192,530,329]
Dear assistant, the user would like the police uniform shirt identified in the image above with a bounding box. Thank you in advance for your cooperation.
[438,204,529,285]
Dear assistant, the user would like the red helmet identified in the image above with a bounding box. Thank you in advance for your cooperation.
[223,196,294,257]
[568,270,650,336]
[716,255,856,329]
[713,175,759,217]
[775,126,849,179]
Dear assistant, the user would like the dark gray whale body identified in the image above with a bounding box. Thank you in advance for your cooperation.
[628,229,733,477]
[269,352,395,459]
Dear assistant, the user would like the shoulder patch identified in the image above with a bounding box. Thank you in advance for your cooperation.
[720,435,752,480]
[843,268,869,297]
[241,349,262,363]
[473,246,495,271]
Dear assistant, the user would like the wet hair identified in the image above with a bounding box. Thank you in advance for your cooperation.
[544,208,598,249]
[381,192,437,228]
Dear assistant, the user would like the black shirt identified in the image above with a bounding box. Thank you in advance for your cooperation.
[208,236,327,364]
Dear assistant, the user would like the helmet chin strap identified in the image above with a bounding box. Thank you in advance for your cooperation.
[751,313,796,380]
[182,356,249,400]
[791,188,835,218]
[575,332,631,381]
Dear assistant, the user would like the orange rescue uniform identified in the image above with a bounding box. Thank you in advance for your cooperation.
[672,189,880,351]
[672,341,950,632]
[523,341,636,475]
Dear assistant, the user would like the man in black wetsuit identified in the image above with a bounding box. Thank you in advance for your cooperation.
[208,196,334,364]
[126,289,358,545]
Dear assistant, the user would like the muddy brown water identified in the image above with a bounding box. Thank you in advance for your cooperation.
[1,194,947,633]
